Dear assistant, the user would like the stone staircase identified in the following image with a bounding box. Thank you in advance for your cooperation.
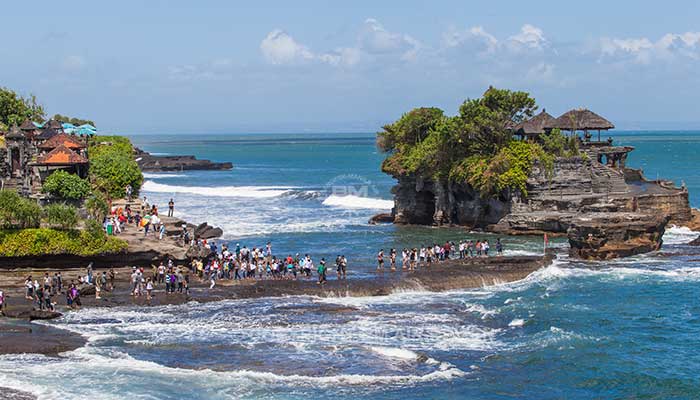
[590,162,628,194]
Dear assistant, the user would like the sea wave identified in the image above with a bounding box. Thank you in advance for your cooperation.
[322,194,394,210]
[142,181,293,198]
[663,225,699,245]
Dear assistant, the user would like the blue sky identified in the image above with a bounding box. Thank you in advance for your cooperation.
[2,0,700,133]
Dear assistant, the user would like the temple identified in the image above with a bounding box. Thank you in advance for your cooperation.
[0,119,93,196]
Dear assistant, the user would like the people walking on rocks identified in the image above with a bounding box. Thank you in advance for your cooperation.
[168,198,175,217]
[318,258,327,284]
[0,288,5,315]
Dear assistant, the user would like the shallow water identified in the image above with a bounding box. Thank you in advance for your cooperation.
[2,131,700,399]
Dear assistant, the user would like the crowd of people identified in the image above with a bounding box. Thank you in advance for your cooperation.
[189,241,348,287]
[377,238,504,270]
[103,192,182,243]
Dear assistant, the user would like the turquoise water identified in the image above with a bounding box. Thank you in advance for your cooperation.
[1,131,699,399]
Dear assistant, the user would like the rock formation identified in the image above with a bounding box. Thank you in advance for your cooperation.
[388,145,691,259]
[135,147,232,171]
[567,213,669,260]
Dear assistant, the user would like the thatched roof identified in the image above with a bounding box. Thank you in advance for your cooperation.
[19,120,37,131]
[5,126,25,139]
[513,109,556,136]
[37,145,88,165]
[38,133,86,150]
[36,128,61,140]
[544,108,615,131]
[45,119,63,130]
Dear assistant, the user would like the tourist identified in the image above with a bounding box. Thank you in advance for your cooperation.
[159,223,166,240]
[146,278,153,300]
[24,276,33,300]
[125,184,133,201]
[108,268,116,291]
[68,284,81,309]
[377,249,384,270]
[318,258,327,284]
[390,249,397,271]
[168,198,175,217]
[95,273,102,300]
[56,272,63,293]
[0,288,6,315]
[496,238,503,256]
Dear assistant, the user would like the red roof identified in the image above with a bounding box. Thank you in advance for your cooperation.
[38,133,87,150]
[37,145,88,165]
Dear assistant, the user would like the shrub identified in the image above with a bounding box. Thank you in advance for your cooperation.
[85,191,109,221]
[0,228,128,257]
[44,203,79,230]
[0,190,41,229]
[42,170,91,200]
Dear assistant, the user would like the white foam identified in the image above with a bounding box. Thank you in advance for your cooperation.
[322,194,394,210]
[142,181,292,198]
[369,346,422,361]
[663,225,700,245]
[508,318,526,327]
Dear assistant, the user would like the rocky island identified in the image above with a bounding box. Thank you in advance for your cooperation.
[135,147,233,172]
[378,87,693,259]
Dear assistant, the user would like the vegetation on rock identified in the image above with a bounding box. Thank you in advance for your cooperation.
[42,170,91,200]
[0,227,127,257]
[378,87,578,198]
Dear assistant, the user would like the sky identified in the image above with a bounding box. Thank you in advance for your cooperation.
[2,0,700,133]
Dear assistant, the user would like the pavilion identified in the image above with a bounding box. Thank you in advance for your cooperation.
[512,109,555,141]
[543,108,615,142]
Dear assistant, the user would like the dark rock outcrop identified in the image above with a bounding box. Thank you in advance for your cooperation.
[368,212,394,224]
[567,213,669,260]
[135,147,232,172]
[194,222,223,239]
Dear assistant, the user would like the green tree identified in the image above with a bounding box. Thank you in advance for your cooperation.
[0,87,45,127]
[43,203,79,230]
[89,147,143,198]
[52,113,95,127]
[41,170,91,200]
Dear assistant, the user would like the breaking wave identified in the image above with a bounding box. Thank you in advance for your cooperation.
[322,194,394,210]
[663,225,699,245]
[142,181,293,198]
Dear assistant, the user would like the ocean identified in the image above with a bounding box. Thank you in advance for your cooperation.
[1,131,699,399]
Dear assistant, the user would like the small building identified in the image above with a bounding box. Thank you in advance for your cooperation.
[512,109,556,141]
[1,121,90,195]
[543,108,615,142]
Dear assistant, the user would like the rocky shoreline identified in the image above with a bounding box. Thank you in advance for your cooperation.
[0,254,553,355]
[134,147,233,172]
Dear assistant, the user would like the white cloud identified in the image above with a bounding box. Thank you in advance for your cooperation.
[62,55,86,71]
[600,32,700,64]
[260,29,314,65]
[443,24,547,54]
[358,18,420,60]
[507,24,548,50]
[261,19,418,67]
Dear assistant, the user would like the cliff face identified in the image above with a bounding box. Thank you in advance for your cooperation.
[389,151,691,237]
[393,176,511,226]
